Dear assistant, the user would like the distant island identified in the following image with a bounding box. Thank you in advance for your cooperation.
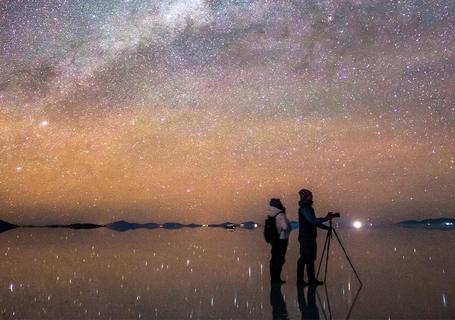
[397,218,455,230]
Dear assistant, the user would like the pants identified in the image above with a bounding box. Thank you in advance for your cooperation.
[297,237,317,282]
[270,239,288,281]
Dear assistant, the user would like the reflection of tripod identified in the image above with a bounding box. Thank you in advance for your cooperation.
[317,220,362,285]
[316,279,363,320]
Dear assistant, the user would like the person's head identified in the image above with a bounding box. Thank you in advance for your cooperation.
[299,189,313,203]
[270,198,286,211]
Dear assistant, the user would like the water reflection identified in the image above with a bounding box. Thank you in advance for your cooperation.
[0,227,453,319]
[298,285,320,320]
[270,283,289,320]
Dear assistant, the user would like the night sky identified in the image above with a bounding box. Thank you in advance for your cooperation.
[0,0,454,224]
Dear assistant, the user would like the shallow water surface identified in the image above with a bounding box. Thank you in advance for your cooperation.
[0,227,454,319]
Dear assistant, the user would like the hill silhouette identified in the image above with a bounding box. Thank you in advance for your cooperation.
[0,220,18,233]
[105,220,159,231]
[208,222,239,228]
[397,218,454,230]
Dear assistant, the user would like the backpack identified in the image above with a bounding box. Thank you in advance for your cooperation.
[264,211,283,243]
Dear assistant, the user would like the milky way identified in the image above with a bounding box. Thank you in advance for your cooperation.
[0,0,454,224]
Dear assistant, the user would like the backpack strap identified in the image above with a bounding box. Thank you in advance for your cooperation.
[273,210,284,217]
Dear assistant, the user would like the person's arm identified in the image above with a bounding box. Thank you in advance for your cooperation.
[300,207,330,230]
[275,213,289,237]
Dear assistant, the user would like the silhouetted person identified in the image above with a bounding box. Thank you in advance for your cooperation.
[298,284,320,320]
[297,189,334,285]
[270,283,289,320]
[269,198,291,284]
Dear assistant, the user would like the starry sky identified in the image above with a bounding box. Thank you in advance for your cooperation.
[0,0,454,224]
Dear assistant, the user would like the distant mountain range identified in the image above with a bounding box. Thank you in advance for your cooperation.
[2,217,454,234]
[397,218,455,230]
[0,219,260,234]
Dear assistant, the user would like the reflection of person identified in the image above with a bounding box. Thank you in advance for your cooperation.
[298,284,320,320]
[270,283,289,320]
[297,189,334,285]
[269,198,291,284]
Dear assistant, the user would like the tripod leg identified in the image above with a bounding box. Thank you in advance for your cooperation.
[345,283,363,320]
[316,287,329,320]
[317,231,330,277]
[324,280,333,320]
[324,231,331,283]
[332,229,362,285]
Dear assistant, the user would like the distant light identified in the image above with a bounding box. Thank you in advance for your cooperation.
[369,223,373,227]
[353,221,362,229]
[254,224,258,228]
[15,166,23,172]
[9,283,13,292]
[202,224,208,227]
[445,222,453,226]
[442,293,447,307]
[39,120,49,127]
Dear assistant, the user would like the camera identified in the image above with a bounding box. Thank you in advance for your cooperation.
[328,212,340,219]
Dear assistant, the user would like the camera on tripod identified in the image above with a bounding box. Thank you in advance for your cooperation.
[327,212,340,219]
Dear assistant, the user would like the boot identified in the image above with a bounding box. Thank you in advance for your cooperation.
[307,262,324,286]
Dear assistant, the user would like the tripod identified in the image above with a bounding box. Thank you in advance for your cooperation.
[317,220,362,285]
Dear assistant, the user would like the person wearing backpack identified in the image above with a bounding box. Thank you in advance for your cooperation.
[267,198,291,284]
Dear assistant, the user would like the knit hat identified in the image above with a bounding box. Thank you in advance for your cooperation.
[269,198,285,211]
[298,189,312,200]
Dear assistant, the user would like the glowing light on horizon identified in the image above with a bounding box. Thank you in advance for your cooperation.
[353,221,362,229]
